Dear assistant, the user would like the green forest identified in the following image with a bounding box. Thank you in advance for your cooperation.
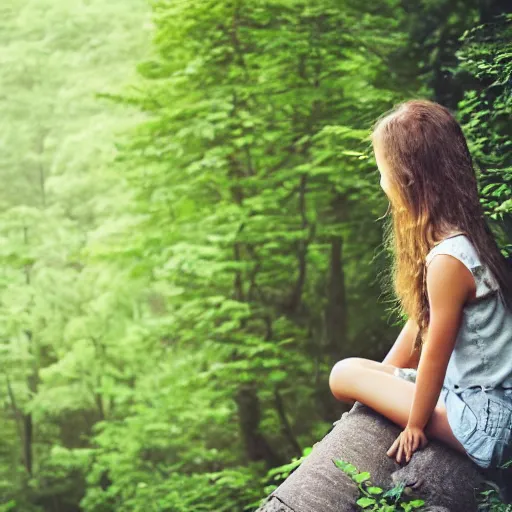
[0,0,511,510]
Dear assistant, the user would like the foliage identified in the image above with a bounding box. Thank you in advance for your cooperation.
[453,13,512,250]
[333,458,425,511]
[0,0,510,511]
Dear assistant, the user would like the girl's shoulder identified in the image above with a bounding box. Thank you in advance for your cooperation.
[426,233,501,299]
[425,233,480,269]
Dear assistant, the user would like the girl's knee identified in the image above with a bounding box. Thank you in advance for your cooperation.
[329,359,359,399]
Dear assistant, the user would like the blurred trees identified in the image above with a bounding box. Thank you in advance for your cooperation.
[0,1,510,511]
[0,0,151,509]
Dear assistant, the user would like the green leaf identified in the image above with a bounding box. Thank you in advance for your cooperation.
[333,458,358,475]
[356,497,376,508]
[353,471,371,483]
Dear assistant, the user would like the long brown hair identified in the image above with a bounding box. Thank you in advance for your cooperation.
[370,99,512,352]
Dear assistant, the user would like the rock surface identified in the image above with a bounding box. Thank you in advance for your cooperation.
[256,401,505,511]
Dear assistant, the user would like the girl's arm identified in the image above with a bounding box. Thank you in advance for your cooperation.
[382,318,421,369]
[407,254,472,430]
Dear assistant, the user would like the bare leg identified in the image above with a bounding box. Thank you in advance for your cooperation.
[329,357,467,456]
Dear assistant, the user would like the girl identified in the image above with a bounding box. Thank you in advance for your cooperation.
[328,99,512,472]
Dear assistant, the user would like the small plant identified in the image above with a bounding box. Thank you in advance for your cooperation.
[265,446,313,484]
[255,446,313,505]
[475,479,512,512]
[333,458,425,511]
[475,485,512,511]
[499,459,512,470]
[475,457,512,511]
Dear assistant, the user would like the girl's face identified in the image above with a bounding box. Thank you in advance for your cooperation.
[373,140,395,202]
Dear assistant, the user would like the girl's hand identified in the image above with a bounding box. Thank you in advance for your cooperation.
[386,425,429,464]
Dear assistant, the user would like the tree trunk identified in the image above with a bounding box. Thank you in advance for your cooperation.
[235,382,284,469]
[325,235,347,363]
[257,402,509,511]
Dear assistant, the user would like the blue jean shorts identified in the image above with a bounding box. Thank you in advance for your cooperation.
[393,367,512,469]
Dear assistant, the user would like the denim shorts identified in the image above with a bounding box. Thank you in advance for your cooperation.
[393,367,512,469]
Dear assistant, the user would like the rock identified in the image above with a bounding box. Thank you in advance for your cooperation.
[256,401,504,511]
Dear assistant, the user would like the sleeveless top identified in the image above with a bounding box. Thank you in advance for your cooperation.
[425,232,512,394]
